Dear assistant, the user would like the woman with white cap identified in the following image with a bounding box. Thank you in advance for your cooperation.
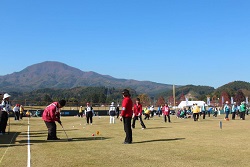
[223,101,230,120]
[109,102,116,124]
[0,93,11,135]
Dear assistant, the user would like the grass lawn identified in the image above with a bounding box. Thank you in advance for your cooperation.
[0,114,250,167]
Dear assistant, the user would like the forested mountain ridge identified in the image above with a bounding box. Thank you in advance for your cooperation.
[0,61,173,95]
[1,61,249,105]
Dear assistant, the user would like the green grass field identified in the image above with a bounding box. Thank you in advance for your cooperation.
[1,114,250,167]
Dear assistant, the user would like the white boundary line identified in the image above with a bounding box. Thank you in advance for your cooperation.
[27,117,31,167]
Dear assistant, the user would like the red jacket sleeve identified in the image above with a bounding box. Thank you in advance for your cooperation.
[121,97,133,117]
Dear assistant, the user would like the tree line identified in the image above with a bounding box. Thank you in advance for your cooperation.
[8,81,250,107]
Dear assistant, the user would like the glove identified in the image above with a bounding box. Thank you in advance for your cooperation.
[119,117,123,122]
[58,120,62,125]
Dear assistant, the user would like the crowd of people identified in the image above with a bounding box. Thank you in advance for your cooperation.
[173,101,249,121]
[1,90,249,144]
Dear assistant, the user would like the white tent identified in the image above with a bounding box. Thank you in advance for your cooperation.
[177,101,206,109]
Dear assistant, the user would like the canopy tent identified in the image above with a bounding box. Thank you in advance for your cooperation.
[177,101,207,109]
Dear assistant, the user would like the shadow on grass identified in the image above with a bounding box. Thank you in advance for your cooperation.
[0,143,29,148]
[145,126,171,129]
[0,132,21,147]
[17,137,112,143]
[133,138,185,144]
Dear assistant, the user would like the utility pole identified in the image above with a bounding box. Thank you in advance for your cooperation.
[173,85,176,107]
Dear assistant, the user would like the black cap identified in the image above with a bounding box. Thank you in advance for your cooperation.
[122,89,130,94]
[59,100,66,107]
[136,98,140,101]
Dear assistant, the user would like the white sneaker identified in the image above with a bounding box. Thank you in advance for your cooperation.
[142,128,145,130]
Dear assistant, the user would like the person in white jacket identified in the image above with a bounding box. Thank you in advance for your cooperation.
[109,102,116,124]
[85,103,94,125]
[0,93,11,135]
[13,104,20,121]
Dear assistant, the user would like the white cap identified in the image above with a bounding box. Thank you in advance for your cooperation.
[111,102,114,105]
[3,93,11,99]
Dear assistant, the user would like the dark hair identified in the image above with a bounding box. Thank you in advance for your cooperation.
[122,89,130,97]
[136,98,140,101]
[122,89,129,94]
[59,100,66,107]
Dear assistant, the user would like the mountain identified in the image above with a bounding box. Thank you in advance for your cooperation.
[0,61,173,95]
[213,81,250,97]
[157,85,215,100]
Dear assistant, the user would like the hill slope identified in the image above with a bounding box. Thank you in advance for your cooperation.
[0,61,173,95]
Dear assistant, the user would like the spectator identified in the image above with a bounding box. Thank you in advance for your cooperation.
[231,102,237,120]
[13,104,20,121]
[162,103,171,123]
[85,102,94,125]
[19,105,24,120]
[223,101,230,120]
[239,102,246,120]
[78,106,83,117]
[109,102,116,124]
[192,103,200,121]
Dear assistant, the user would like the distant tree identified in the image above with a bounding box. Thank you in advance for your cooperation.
[234,90,245,105]
[220,91,230,105]
[168,96,174,106]
[92,94,99,103]
[179,93,185,102]
[156,96,165,106]
[199,95,207,101]
[137,94,150,106]
[44,94,53,103]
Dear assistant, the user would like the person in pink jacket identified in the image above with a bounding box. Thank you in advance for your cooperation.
[162,103,171,123]
[42,100,66,140]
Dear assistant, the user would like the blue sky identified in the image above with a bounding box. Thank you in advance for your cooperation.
[0,0,249,88]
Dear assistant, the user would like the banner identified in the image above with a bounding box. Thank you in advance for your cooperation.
[221,96,224,105]
[207,97,210,106]
[231,97,234,104]
[185,96,188,106]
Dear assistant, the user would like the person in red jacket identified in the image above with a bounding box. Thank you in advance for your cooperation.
[42,100,66,140]
[162,103,171,123]
[132,98,146,129]
[120,89,133,144]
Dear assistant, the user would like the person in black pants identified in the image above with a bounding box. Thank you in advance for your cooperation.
[85,103,93,125]
[201,104,206,119]
[0,93,11,135]
[13,104,20,121]
[120,89,133,144]
[42,100,66,140]
[231,102,237,120]
[0,110,8,134]
[132,98,146,129]
[162,103,171,123]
